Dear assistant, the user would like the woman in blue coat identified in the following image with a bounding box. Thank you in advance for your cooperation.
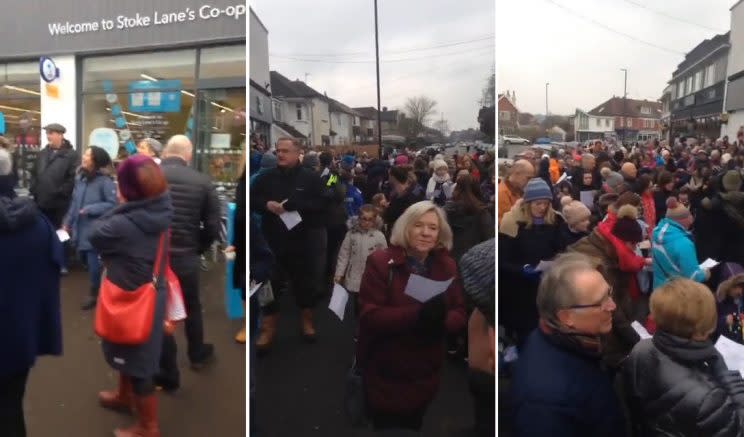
[89,155,173,437]
[63,146,117,310]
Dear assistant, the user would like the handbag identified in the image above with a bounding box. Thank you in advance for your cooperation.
[94,233,166,345]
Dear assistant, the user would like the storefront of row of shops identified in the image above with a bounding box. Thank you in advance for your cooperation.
[0,0,246,190]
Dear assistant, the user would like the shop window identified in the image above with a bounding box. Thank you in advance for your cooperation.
[199,45,246,80]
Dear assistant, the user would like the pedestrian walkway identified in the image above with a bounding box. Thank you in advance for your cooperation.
[255,292,474,436]
[23,266,246,436]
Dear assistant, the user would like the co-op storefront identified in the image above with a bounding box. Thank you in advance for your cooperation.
[0,0,246,190]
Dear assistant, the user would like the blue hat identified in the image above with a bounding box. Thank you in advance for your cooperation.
[522,178,552,203]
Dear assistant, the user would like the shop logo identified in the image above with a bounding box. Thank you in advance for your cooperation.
[39,57,59,83]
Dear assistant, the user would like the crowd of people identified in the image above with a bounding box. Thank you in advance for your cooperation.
[499,134,744,436]
[249,138,496,435]
[0,124,237,437]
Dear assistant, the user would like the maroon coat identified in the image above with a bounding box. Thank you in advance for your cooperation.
[357,245,467,415]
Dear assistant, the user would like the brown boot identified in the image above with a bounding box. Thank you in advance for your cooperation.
[98,372,135,414]
[235,303,247,344]
[301,308,316,341]
[255,313,278,351]
[114,394,160,437]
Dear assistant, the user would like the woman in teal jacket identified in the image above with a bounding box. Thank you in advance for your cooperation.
[651,197,709,289]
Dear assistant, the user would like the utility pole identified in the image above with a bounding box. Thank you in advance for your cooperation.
[374,0,383,159]
[545,82,549,126]
[304,72,310,84]
[621,68,627,145]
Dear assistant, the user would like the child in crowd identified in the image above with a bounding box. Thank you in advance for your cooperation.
[334,205,388,340]
[426,159,455,207]
[372,193,388,217]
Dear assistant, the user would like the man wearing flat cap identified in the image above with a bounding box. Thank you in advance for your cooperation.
[31,123,80,272]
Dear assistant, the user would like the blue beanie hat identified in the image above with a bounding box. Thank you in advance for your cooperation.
[522,178,552,203]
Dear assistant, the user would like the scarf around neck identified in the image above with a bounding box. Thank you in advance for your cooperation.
[539,318,603,358]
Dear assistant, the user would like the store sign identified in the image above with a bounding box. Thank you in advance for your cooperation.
[128,80,181,113]
[47,4,246,36]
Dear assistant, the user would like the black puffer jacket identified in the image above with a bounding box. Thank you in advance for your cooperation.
[444,202,494,263]
[160,157,221,256]
[31,139,80,212]
[624,332,744,437]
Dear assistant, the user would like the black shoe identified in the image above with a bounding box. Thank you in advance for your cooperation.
[154,375,180,393]
[81,296,97,310]
[190,344,215,370]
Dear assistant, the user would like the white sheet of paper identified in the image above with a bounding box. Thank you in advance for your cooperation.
[556,172,568,185]
[631,321,652,339]
[404,274,453,303]
[56,229,70,242]
[328,283,349,321]
[638,240,651,250]
[700,258,719,269]
[535,260,554,272]
[716,335,744,376]
[580,190,595,209]
[249,282,263,298]
[279,210,302,230]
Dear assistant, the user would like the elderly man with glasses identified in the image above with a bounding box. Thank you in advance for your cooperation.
[510,252,626,437]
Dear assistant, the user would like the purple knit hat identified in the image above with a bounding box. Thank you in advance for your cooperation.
[117,155,164,201]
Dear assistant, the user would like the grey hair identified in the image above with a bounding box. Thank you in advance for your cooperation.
[536,252,598,324]
[0,148,11,176]
[163,134,193,158]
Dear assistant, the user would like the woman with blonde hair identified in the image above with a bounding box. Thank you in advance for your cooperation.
[624,278,744,436]
[357,200,466,432]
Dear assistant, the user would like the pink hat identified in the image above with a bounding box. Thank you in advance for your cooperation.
[394,155,409,166]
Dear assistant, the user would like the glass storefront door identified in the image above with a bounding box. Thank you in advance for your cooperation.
[194,86,246,192]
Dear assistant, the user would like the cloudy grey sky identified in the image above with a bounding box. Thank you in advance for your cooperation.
[251,0,495,131]
[498,0,731,115]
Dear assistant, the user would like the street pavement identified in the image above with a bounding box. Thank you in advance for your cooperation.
[255,291,475,437]
[24,260,246,436]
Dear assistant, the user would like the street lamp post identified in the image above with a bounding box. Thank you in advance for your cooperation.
[374,0,383,159]
[545,82,549,125]
[621,68,627,145]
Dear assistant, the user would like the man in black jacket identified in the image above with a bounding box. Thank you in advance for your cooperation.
[32,123,80,273]
[157,135,221,389]
[251,137,328,350]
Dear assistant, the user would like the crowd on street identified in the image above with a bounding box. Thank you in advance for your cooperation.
[248,137,496,436]
[499,133,744,436]
[0,124,244,437]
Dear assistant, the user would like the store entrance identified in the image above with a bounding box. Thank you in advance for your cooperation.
[193,83,246,195]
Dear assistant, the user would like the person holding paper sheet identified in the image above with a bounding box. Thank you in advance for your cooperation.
[334,205,387,338]
[250,137,328,348]
[62,146,117,310]
[497,159,534,223]
[499,178,565,347]
[623,279,744,437]
[651,197,708,289]
[357,201,466,432]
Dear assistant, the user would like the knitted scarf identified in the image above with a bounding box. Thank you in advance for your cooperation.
[539,318,603,358]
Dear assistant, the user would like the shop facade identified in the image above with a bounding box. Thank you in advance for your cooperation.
[0,0,246,189]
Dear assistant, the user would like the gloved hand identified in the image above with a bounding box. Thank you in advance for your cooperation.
[522,264,541,281]
[414,294,447,341]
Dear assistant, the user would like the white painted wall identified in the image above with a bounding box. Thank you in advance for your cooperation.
[249,10,270,89]
[724,2,744,138]
[311,98,330,145]
[40,55,77,149]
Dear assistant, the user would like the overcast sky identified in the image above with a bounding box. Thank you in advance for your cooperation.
[251,0,495,131]
[498,0,732,115]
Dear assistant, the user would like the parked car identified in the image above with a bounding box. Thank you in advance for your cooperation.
[501,135,530,145]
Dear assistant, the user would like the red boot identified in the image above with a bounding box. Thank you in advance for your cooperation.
[98,373,135,414]
[114,394,160,437]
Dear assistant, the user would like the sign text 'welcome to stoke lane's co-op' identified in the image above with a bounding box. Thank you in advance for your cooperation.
[48,4,247,36]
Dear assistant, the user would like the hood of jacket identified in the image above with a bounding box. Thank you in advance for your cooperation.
[107,193,173,235]
[719,191,744,228]
[0,196,40,232]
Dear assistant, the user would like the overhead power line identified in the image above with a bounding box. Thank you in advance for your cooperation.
[544,0,685,56]
[619,0,727,33]
[270,34,495,58]
[271,44,494,64]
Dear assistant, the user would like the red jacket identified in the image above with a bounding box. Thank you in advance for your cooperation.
[358,246,467,415]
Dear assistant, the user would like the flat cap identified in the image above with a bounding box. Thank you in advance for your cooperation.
[43,123,66,134]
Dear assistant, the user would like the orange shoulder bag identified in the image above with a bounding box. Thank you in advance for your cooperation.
[94,233,166,345]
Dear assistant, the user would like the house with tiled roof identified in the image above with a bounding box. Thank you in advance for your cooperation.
[270,70,330,146]
[588,96,662,142]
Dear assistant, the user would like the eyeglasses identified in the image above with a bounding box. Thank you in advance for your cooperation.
[569,286,614,310]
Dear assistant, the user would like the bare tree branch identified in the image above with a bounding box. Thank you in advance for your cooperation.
[404,96,438,137]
